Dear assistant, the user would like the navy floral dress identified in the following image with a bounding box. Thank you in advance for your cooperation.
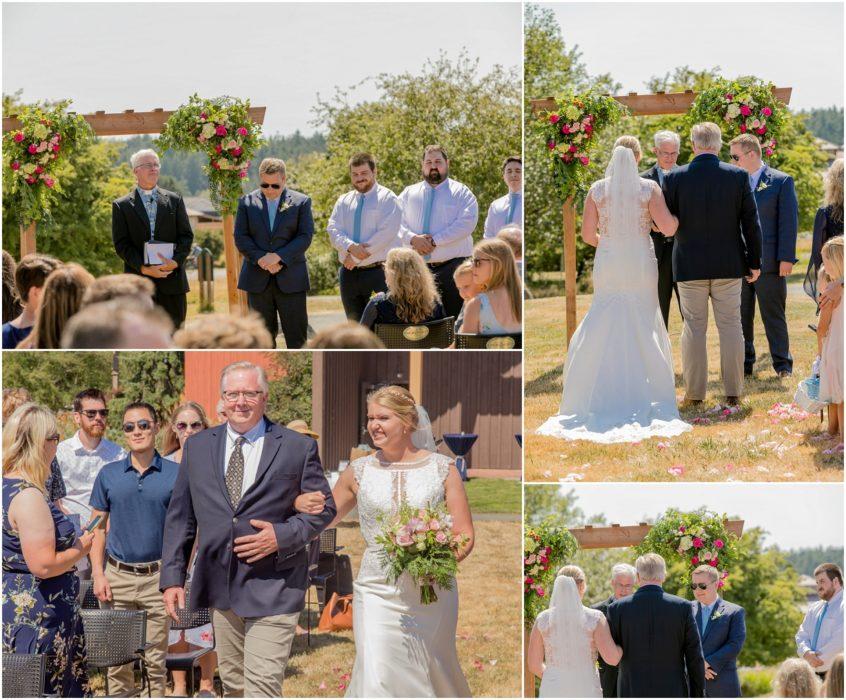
[2,477,90,697]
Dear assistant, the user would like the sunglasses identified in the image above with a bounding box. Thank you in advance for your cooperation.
[691,583,711,590]
[79,409,109,419]
[46,433,60,444]
[175,421,204,431]
[122,420,154,433]
[260,183,282,190]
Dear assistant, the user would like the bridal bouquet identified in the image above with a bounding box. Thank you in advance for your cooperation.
[376,503,467,604]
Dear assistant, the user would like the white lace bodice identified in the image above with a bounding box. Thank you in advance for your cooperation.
[589,177,659,239]
[352,451,452,579]
[536,606,603,670]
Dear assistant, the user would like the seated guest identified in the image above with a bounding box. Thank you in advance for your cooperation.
[452,260,479,333]
[81,273,156,308]
[308,321,385,349]
[496,224,523,278]
[823,654,844,697]
[2,250,22,323]
[19,263,94,349]
[774,658,821,697]
[161,402,218,698]
[61,299,174,349]
[2,402,94,697]
[360,247,446,330]
[461,238,522,335]
[2,253,62,348]
[173,311,273,348]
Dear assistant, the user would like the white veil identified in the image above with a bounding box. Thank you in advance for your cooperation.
[546,574,594,669]
[411,405,437,452]
[603,145,643,243]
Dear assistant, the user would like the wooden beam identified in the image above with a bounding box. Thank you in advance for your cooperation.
[409,352,423,403]
[569,520,744,549]
[563,198,577,346]
[19,222,36,257]
[530,88,792,118]
[3,107,267,136]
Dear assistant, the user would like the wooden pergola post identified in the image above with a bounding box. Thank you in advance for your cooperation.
[530,88,791,347]
[409,351,424,403]
[523,519,745,697]
[4,107,266,314]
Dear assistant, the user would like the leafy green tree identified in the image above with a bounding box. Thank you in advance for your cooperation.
[798,106,844,145]
[524,485,584,526]
[266,352,313,426]
[783,546,844,576]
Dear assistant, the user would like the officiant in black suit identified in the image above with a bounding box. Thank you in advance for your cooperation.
[592,563,638,697]
[608,553,705,697]
[641,130,683,328]
[112,149,194,328]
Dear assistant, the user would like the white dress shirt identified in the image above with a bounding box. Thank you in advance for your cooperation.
[398,178,478,263]
[224,419,266,498]
[56,432,126,521]
[483,191,522,238]
[796,588,844,672]
[327,183,403,265]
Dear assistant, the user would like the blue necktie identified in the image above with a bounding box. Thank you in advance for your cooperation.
[811,601,829,651]
[749,174,755,191]
[267,198,277,231]
[353,193,365,244]
[421,186,435,261]
[144,194,156,239]
[506,192,519,224]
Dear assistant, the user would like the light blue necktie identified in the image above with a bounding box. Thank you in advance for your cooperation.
[748,174,755,191]
[267,198,277,231]
[701,604,710,635]
[811,601,829,651]
[506,192,519,224]
[421,186,435,261]
[353,193,365,244]
[144,193,156,239]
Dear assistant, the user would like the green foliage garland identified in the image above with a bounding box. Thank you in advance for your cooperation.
[524,519,579,624]
[3,101,92,225]
[636,508,740,587]
[158,95,263,215]
[535,91,627,201]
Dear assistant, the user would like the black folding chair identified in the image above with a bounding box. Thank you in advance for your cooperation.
[374,317,455,349]
[78,579,101,609]
[165,587,214,697]
[305,528,344,646]
[81,609,152,697]
[455,332,522,349]
[2,653,47,697]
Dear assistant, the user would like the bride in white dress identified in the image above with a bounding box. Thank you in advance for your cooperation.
[527,566,622,698]
[297,385,473,698]
[537,137,692,443]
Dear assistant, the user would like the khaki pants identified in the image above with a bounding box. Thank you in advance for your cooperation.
[212,608,299,698]
[103,563,170,697]
[678,278,745,400]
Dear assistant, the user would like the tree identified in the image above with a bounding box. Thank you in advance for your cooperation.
[266,352,313,427]
[783,546,845,576]
[798,106,844,145]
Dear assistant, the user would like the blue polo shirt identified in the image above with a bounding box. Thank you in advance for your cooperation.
[90,452,179,564]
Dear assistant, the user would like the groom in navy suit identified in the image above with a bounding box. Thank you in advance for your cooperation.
[160,360,335,696]
[235,158,314,348]
[729,134,799,378]
[691,565,746,697]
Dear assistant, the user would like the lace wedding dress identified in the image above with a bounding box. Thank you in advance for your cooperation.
[537,146,692,443]
[535,577,604,698]
[345,451,471,698]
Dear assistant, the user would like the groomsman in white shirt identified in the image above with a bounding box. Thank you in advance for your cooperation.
[399,144,479,318]
[796,563,844,680]
[327,153,402,322]
[484,156,522,238]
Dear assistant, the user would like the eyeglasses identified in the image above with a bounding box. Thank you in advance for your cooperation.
[135,163,160,170]
[175,421,204,431]
[46,433,60,444]
[79,409,109,419]
[472,257,493,267]
[691,583,711,590]
[222,390,264,402]
[729,154,741,161]
[260,183,282,190]
[122,420,154,433]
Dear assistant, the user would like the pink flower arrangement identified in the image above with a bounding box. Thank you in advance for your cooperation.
[237,126,248,136]
[739,105,752,116]
[549,114,560,124]
[27,144,37,154]
[714,539,724,549]
[215,125,227,136]
[761,107,772,117]
[13,132,24,142]
[692,537,704,548]
[691,556,700,565]
[10,161,20,171]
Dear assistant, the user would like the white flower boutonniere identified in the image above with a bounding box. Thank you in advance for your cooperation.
[756,181,768,193]
[279,200,292,213]
[711,610,724,621]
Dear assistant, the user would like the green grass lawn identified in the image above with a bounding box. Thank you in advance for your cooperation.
[465,478,522,514]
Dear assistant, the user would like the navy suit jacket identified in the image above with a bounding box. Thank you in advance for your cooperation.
[662,154,762,282]
[693,598,746,698]
[750,165,798,273]
[159,419,336,618]
[234,188,314,294]
[608,585,705,697]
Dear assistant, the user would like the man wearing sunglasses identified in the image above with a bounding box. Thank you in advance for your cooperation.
[690,564,746,697]
[234,158,314,348]
[55,388,125,578]
[88,401,178,698]
[112,148,194,329]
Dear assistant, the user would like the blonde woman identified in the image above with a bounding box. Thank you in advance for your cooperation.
[773,658,821,697]
[3,403,94,697]
[360,248,445,329]
[295,385,473,697]
[461,238,522,334]
[818,236,843,440]
[806,158,844,300]
[20,263,94,349]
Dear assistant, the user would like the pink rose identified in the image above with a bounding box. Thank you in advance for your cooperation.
[561,125,570,134]
[765,148,774,156]
[25,176,36,184]
[197,135,206,143]
[200,112,208,120]
[725,94,734,101]
[692,537,703,548]
[761,107,772,117]
[212,161,220,170]
[714,539,724,549]
[525,576,534,585]
[237,126,248,136]
[691,556,699,565]
[568,144,577,153]
[549,114,560,124]
[215,125,228,136]
[27,144,38,154]
[739,105,752,116]
[396,530,414,547]
[547,140,555,150]
[536,587,545,597]
[584,124,593,134]
[10,161,20,171]
[710,559,718,566]
[43,177,54,188]
[717,580,725,588]
[579,156,590,166]
[232,147,243,157]
[428,519,441,531]
[34,166,43,174]
[679,526,686,533]
[13,132,24,142]
[239,170,248,179]
[739,124,747,133]
[52,144,60,152]
[435,531,448,544]
[721,571,729,579]
[214,145,223,154]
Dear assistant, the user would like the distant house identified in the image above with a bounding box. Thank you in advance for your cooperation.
[184,196,222,231]
[815,138,844,163]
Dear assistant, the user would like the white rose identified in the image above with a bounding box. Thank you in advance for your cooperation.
[201,123,216,139]
[700,551,712,561]
[32,124,49,140]
[726,104,741,119]
[679,536,693,551]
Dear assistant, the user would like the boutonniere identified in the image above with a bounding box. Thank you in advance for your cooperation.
[711,610,724,621]
[279,200,292,213]
[756,181,768,193]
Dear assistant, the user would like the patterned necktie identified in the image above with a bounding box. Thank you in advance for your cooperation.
[353,193,365,244]
[506,192,519,224]
[144,194,156,239]
[225,436,247,507]
[811,601,829,651]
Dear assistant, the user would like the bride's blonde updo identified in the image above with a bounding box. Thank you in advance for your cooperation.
[367,385,419,431]
[613,135,642,161]
[556,564,586,585]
